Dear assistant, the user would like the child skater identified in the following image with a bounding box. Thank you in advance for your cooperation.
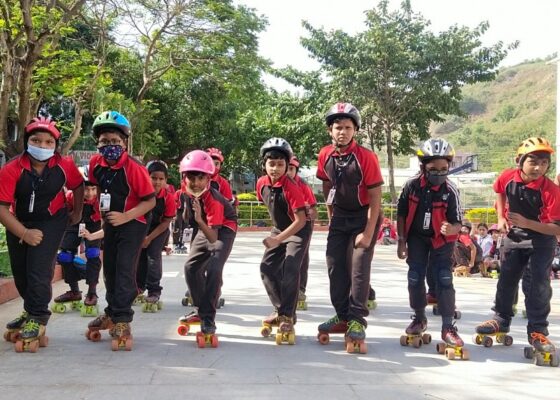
[396,138,466,353]
[177,150,237,344]
[52,165,102,317]
[257,138,311,344]
[85,111,155,350]
[136,160,176,312]
[0,116,84,350]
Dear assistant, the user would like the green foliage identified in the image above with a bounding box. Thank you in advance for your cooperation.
[237,193,257,201]
[0,226,11,278]
[464,208,497,224]
[237,203,270,225]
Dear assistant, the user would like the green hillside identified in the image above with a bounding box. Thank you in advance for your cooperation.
[432,58,557,173]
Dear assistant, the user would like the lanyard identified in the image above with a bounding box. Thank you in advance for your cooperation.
[100,169,118,193]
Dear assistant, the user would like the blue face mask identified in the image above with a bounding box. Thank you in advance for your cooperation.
[98,145,124,161]
[27,144,55,162]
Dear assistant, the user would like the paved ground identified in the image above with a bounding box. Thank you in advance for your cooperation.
[1,231,559,400]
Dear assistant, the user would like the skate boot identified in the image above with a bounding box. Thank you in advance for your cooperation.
[177,311,201,336]
[524,332,559,367]
[111,322,133,351]
[260,309,279,337]
[85,314,114,342]
[367,287,377,310]
[196,317,219,348]
[275,315,295,345]
[400,315,431,348]
[133,289,146,306]
[143,293,163,313]
[437,323,469,360]
[181,289,193,306]
[14,319,48,353]
[52,290,82,313]
[317,315,348,345]
[297,290,307,310]
[80,292,99,317]
[473,318,512,347]
[4,311,28,343]
[345,320,367,354]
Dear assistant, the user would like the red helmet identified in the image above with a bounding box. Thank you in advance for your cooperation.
[24,116,61,140]
[289,156,300,168]
[206,147,224,163]
[180,150,215,175]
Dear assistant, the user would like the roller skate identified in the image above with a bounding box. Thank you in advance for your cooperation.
[85,314,114,342]
[3,311,28,343]
[345,319,367,354]
[196,317,219,348]
[472,318,512,347]
[275,315,296,345]
[260,310,279,337]
[14,319,48,353]
[133,289,146,306]
[437,323,469,360]
[367,287,377,310]
[142,293,163,313]
[51,290,82,313]
[110,322,133,351]
[317,315,348,345]
[524,333,559,367]
[296,290,307,310]
[80,292,99,317]
[181,289,193,307]
[400,315,431,348]
[177,311,201,336]
[428,293,461,319]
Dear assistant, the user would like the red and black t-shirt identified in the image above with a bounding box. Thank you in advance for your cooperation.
[316,140,383,217]
[494,168,560,243]
[294,175,317,208]
[256,174,307,231]
[66,191,101,224]
[184,187,237,232]
[149,187,176,233]
[0,153,83,221]
[88,152,155,224]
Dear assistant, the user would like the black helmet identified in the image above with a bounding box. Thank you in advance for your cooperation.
[260,137,293,160]
[417,138,455,163]
[325,102,361,129]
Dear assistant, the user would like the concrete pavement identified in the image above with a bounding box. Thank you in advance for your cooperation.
[1,231,559,399]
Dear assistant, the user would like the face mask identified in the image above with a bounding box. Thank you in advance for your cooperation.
[27,144,55,162]
[426,170,448,186]
[187,186,208,198]
[99,145,124,161]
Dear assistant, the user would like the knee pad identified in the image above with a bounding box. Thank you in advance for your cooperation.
[407,270,422,287]
[57,250,74,264]
[85,247,101,259]
[438,269,453,289]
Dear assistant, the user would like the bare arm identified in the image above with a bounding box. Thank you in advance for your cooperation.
[0,205,43,246]
[322,180,333,222]
[263,209,306,249]
[69,184,84,226]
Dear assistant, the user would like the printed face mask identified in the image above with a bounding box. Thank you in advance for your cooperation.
[98,145,124,161]
[27,144,55,161]
[426,170,448,186]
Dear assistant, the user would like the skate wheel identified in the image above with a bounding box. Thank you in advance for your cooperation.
[111,339,119,351]
[422,333,432,345]
[90,330,101,342]
[504,335,513,347]
[39,335,48,347]
[399,335,408,347]
[461,348,470,360]
[181,297,189,307]
[445,348,455,360]
[211,335,219,348]
[318,333,330,345]
[197,335,206,348]
[157,301,163,311]
[482,336,493,348]
[534,353,545,366]
[524,346,534,359]
[454,310,462,320]
[218,298,225,308]
[550,353,559,367]
[52,303,66,313]
[3,331,10,342]
[177,324,190,336]
[472,334,482,345]
[260,326,271,338]
[412,337,422,348]
[14,340,24,353]
[288,333,295,345]
[28,339,39,353]
[346,341,354,353]
[359,342,367,354]
[275,333,282,345]
[436,343,446,354]
[125,337,133,351]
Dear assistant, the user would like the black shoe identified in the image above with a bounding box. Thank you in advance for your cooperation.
[201,317,216,335]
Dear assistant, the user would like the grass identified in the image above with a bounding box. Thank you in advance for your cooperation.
[0,225,11,277]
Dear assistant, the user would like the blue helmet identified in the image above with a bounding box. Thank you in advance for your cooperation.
[92,111,131,137]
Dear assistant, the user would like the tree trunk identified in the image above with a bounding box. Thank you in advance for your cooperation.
[385,126,397,203]
[61,102,84,155]
[16,61,34,152]
[0,55,15,149]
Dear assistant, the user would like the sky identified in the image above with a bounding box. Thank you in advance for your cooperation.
[235,0,559,91]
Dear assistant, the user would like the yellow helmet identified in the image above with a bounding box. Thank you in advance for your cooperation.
[516,137,554,159]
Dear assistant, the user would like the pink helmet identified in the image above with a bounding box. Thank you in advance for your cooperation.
[25,116,61,140]
[179,150,215,175]
[488,224,499,233]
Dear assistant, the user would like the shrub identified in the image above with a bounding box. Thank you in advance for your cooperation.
[464,208,497,224]
[237,192,257,201]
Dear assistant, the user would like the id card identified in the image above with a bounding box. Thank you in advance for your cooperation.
[326,188,336,205]
[78,223,86,237]
[182,227,193,243]
[423,212,431,230]
[28,191,35,213]
[99,193,111,212]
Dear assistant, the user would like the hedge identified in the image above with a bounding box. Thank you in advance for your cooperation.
[464,208,497,224]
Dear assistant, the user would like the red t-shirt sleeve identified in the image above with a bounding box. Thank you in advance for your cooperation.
[218,176,233,200]
[493,169,512,194]
[0,159,20,205]
[130,162,155,200]
[60,156,84,190]
[361,149,384,188]
[542,180,560,222]
[204,197,225,228]
[316,146,329,181]
[256,176,266,202]
[284,178,306,213]
[163,192,176,219]
[88,156,100,185]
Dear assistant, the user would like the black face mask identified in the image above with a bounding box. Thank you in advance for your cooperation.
[426,170,448,186]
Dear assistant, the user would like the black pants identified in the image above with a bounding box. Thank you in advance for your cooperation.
[184,227,236,321]
[495,237,554,335]
[299,226,314,293]
[406,235,456,319]
[173,211,184,245]
[103,219,148,323]
[136,229,169,295]
[261,223,311,318]
[59,221,102,287]
[326,216,376,326]
[7,211,68,325]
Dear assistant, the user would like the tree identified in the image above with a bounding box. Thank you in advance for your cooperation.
[300,0,515,201]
